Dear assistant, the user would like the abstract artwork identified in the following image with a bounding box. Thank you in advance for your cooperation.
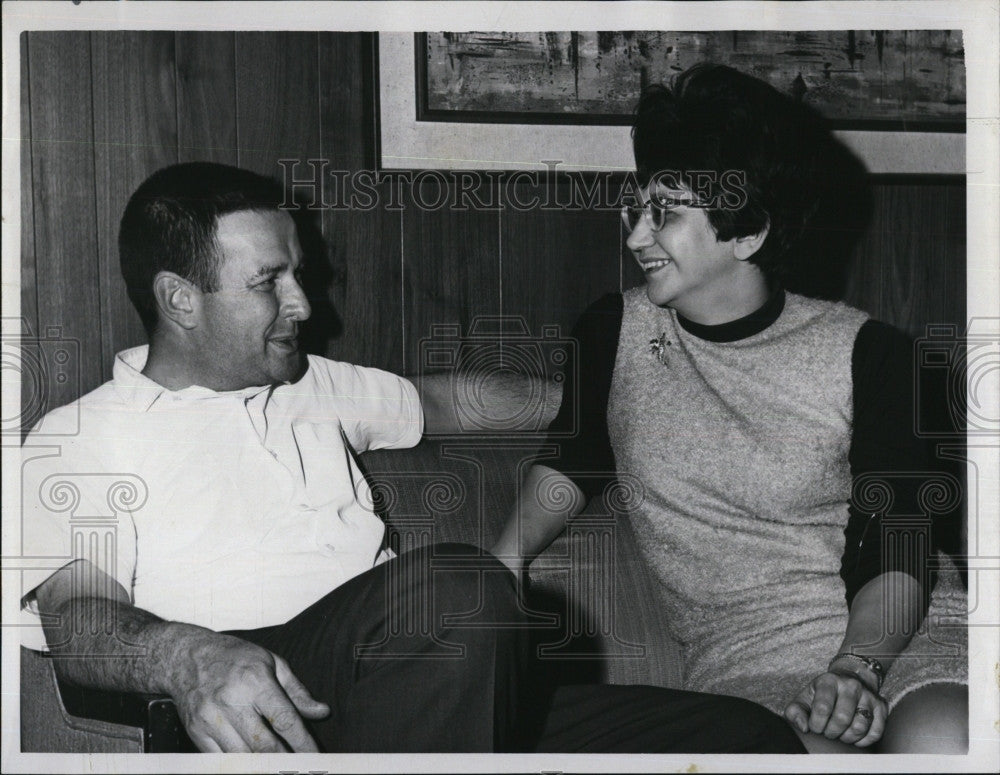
[419,31,965,130]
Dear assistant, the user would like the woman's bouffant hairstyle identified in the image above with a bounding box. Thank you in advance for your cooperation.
[632,63,869,287]
[119,162,286,335]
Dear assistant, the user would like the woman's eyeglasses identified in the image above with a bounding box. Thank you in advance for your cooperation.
[620,195,692,233]
[621,200,669,233]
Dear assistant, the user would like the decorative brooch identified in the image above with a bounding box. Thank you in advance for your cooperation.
[649,332,671,365]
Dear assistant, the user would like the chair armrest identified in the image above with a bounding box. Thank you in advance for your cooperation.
[57,679,196,752]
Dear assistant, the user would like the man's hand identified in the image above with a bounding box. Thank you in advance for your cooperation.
[783,670,887,747]
[167,627,330,752]
[35,561,331,752]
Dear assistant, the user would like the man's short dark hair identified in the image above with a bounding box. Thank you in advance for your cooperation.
[119,162,286,334]
[632,63,846,278]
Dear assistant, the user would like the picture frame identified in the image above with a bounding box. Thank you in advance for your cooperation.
[378,32,966,174]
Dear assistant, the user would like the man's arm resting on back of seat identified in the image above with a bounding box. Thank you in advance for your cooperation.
[34,559,329,752]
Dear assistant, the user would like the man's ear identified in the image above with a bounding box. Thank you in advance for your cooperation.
[151,271,200,330]
[734,222,770,261]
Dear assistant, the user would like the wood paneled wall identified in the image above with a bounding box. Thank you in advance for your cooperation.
[19,31,966,427]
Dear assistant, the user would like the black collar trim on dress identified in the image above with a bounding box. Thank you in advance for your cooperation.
[676,287,786,343]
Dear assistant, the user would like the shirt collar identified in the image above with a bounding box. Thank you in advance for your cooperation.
[113,346,272,411]
[676,287,786,343]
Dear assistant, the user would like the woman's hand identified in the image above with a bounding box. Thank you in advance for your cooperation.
[783,670,887,747]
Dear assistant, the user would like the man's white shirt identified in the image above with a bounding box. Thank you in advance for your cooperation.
[20,347,423,648]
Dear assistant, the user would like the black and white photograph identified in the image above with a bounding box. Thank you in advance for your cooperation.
[2,2,997,773]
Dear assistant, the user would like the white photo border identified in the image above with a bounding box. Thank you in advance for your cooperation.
[2,2,997,774]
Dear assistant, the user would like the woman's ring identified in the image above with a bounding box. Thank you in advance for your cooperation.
[855,707,874,722]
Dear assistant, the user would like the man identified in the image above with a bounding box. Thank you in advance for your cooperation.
[21,161,804,753]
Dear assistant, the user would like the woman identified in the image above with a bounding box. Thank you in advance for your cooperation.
[492,64,968,753]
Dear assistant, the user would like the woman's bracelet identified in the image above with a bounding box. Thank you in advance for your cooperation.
[828,652,885,693]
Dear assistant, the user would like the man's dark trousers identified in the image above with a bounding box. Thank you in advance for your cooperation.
[229,543,804,753]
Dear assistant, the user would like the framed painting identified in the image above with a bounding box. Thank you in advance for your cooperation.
[379,31,966,173]
[416,31,965,130]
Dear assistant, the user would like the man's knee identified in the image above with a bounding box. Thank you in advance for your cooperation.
[380,542,521,632]
[426,544,521,626]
